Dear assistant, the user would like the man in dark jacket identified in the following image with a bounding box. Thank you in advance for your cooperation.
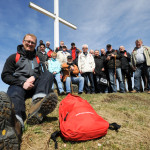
[1,33,57,149]
[105,44,125,93]
[36,43,48,72]
[119,46,133,92]
[55,41,64,53]
[94,50,108,93]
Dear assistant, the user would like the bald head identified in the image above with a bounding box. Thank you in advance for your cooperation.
[100,49,106,55]
[119,46,125,52]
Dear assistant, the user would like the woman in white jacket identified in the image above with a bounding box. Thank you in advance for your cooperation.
[78,44,95,94]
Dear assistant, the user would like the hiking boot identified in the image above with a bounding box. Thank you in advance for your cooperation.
[27,92,58,125]
[130,90,137,93]
[0,91,22,150]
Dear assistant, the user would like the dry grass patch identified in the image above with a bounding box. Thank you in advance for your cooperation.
[21,93,150,150]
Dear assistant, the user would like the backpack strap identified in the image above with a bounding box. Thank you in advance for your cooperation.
[50,131,61,149]
[109,122,121,132]
[35,55,40,64]
[15,53,40,64]
[15,53,20,63]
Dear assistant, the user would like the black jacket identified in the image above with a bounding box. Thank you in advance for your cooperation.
[36,51,48,62]
[55,46,63,53]
[119,50,131,70]
[94,55,105,76]
[1,44,40,87]
[105,49,121,69]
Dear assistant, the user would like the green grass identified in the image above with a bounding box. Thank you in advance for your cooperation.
[21,92,150,150]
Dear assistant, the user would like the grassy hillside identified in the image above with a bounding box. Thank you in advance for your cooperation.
[21,92,150,150]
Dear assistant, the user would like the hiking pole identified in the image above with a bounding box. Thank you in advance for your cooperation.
[69,69,74,94]
[114,55,117,84]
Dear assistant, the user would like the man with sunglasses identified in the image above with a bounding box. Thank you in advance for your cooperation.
[1,33,58,149]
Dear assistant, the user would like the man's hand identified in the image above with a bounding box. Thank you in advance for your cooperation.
[26,76,35,84]
[111,54,115,57]
[23,82,34,90]
[23,76,35,90]
[70,66,74,71]
[106,56,111,60]
[132,67,136,71]
[124,53,127,57]
[101,68,105,71]
[53,72,57,75]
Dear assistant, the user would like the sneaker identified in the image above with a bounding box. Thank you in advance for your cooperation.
[59,92,65,96]
[27,92,58,125]
[78,92,82,95]
[0,92,22,150]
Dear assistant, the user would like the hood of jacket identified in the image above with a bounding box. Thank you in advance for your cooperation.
[17,44,36,60]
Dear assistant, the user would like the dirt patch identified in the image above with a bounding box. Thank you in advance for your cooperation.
[102,94,124,103]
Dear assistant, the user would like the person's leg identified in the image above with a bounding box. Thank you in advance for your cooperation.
[95,75,101,93]
[134,66,142,92]
[32,71,54,100]
[65,77,71,94]
[125,69,133,92]
[55,73,64,94]
[71,76,84,93]
[27,71,58,125]
[122,69,126,88]
[145,66,150,92]
[81,73,90,93]
[116,68,125,93]
[108,69,117,93]
[7,85,26,125]
[88,72,95,93]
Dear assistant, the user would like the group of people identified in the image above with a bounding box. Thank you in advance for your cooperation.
[35,38,150,95]
[0,33,150,149]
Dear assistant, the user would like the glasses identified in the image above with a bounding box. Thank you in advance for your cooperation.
[24,40,36,45]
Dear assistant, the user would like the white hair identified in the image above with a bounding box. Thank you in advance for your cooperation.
[46,41,50,44]
[82,44,88,48]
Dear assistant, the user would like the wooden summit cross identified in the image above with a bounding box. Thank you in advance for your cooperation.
[29,0,77,50]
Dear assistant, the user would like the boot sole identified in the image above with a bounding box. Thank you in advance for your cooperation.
[0,92,20,150]
[27,93,58,125]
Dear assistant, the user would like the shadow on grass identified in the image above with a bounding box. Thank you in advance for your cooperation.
[43,116,58,123]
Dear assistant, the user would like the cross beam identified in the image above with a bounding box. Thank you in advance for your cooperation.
[29,1,77,50]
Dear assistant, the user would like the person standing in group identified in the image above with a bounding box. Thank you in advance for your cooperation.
[119,46,133,92]
[45,41,53,53]
[94,50,108,93]
[69,42,81,61]
[36,40,43,53]
[78,44,95,94]
[105,44,125,93]
[131,39,150,94]
[55,41,65,53]
[57,45,71,65]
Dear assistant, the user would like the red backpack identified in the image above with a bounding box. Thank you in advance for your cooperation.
[50,94,120,149]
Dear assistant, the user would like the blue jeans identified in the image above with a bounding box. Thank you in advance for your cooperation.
[134,64,150,91]
[81,72,95,93]
[65,76,84,93]
[52,73,64,93]
[108,68,125,93]
[7,71,53,121]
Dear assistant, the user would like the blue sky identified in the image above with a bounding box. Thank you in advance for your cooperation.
[0,0,150,92]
